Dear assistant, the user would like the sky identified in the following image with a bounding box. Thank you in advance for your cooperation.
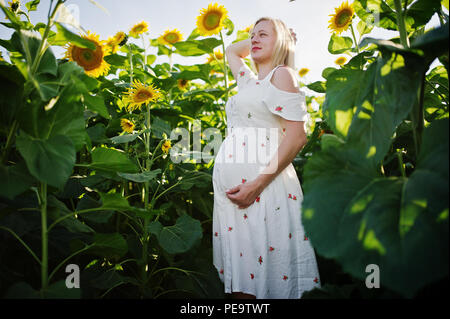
[0,0,443,85]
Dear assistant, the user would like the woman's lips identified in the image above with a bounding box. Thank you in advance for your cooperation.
[252,47,261,52]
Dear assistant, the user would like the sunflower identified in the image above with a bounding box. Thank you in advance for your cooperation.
[158,29,183,46]
[113,31,128,46]
[177,79,189,90]
[122,79,162,112]
[129,21,149,38]
[196,3,228,36]
[328,1,355,34]
[335,56,347,66]
[161,140,172,154]
[242,25,253,34]
[206,49,223,63]
[8,0,20,13]
[64,31,111,78]
[298,68,309,77]
[120,118,135,133]
[105,36,119,54]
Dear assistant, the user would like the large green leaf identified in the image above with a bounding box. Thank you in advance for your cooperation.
[172,38,222,56]
[322,68,365,138]
[353,0,398,31]
[51,22,96,50]
[328,33,354,54]
[0,161,36,200]
[346,50,426,164]
[148,214,203,254]
[86,147,139,173]
[16,130,76,188]
[302,119,448,297]
[88,233,128,259]
[117,169,161,183]
[404,0,442,30]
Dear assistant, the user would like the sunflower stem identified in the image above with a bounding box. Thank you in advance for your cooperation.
[141,34,147,71]
[219,30,228,102]
[128,43,134,83]
[39,182,49,295]
[30,0,64,75]
[349,24,360,55]
[394,0,410,48]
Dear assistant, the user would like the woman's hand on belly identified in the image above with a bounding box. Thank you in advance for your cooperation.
[225,179,263,209]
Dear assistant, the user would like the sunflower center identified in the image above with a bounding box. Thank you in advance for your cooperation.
[203,12,221,30]
[165,33,179,44]
[72,42,103,71]
[135,89,153,101]
[335,9,353,27]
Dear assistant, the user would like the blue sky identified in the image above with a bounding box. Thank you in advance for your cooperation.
[0,0,442,84]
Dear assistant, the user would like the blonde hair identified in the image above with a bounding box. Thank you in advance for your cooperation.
[249,17,296,73]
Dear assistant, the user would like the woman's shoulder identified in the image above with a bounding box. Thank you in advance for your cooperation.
[270,65,300,94]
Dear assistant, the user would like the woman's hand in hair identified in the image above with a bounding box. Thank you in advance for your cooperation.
[289,28,297,44]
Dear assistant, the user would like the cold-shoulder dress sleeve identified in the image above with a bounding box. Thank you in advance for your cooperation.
[262,83,309,122]
[236,63,255,89]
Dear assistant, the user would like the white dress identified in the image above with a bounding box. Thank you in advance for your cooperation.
[212,63,321,299]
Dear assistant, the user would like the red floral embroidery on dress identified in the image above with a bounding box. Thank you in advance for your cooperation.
[242,142,246,146]
[282,128,286,132]
[269,246,274,252]
[275,106,283,112]
[240,252,243,257]
[288,193,292,199]
[314,277,319,283]
[293,195,297,200]
[256,81,260,85]
[283,275,288,281]
[243,214,248,219]
[258,256,263,265]
[289,233,292,239]
[242,178,247,183]
[255,196,260,202]
[240,71,245,77]
[261,143,265,147]
[250,273,254,279]
[214,232,218,237]
[220,269,224,274]
[228,227,233,231]
[304,235,308,241]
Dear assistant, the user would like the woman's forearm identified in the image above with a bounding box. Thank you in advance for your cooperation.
[254,135,307,192]
[225,38,251,58]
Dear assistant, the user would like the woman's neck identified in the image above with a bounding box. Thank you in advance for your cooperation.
[256,61,275,80]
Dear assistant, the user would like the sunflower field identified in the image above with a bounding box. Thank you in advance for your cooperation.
[0,0,448,299]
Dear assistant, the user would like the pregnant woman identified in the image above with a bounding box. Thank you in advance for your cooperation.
[212,17,321,299]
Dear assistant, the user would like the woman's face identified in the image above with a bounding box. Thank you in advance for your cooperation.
[250,20,276,65]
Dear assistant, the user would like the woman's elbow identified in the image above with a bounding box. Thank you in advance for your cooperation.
[298,135,308,150]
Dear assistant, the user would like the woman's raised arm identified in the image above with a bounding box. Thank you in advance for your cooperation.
[225,38,251,80]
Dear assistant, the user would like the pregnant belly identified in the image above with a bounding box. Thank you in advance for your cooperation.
[212,134,275,192]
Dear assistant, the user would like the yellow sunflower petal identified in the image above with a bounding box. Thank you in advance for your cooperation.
[161,140,172,154]
[335,56,347,65]
[299,68,309,77]
[130,21,149,38]
[123,79,162,112]
[64,31,110,78]
[120,118,135,133]
[196,3,228,36]
[328,1,355,35]
[158,29,183,46]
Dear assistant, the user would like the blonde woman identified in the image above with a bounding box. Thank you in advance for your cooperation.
[212,17,321,299]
